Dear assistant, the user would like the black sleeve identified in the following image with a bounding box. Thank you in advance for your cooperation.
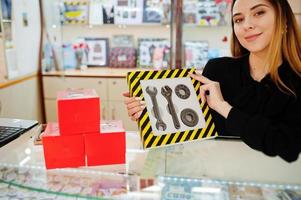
[202,57,233,82]
[225,97,301,162]
[202,58,223,81]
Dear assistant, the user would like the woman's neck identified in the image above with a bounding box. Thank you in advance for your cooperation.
[249,53,267,81]
[249,52,282,81]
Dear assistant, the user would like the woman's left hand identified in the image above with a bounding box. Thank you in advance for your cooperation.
[189,72,232,118]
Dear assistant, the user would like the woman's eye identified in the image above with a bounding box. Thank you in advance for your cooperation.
[254,10,265,16]
[233,18,243,24]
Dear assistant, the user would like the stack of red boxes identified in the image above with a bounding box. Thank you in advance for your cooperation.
[42,89,126,169]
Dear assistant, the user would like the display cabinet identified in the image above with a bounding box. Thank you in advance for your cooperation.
[41,0,175,72]
[0,0,41,80]
[0,127,300,199]
[40,0,176,128]
[40,0,301,128]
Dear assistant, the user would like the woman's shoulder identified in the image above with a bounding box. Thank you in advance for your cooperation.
[207,56,242,65]
[280,62,301,96]
[203,55,247,79]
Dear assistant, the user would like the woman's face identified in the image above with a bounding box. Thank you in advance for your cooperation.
[232,0,276,54]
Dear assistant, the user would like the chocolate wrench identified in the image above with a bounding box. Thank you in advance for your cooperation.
[146,86,167,131]
[161,85,181,129]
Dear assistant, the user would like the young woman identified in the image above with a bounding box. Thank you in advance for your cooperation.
[123,0,301,162]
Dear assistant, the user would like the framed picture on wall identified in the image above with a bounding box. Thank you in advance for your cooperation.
[85,38,109,66]
[112,35,134,47]
[89,0,104,25]
[101,0,114,24]
[183,0,197,25]
[143,0,162,23]
[142,0,170,24]
[1,0,12,20]
[137,38,170,69]
[62,0,89,24]
[184,41,209,69]
[114,0,143,24]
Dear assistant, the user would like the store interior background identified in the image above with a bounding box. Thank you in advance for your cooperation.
[0,0,300,131]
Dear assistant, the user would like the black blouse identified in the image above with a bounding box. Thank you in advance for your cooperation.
[202,54,301,162]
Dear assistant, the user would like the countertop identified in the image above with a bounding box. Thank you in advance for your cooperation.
[0,126,300,199]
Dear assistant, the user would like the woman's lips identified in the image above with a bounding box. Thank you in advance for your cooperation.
[245,33,262,41]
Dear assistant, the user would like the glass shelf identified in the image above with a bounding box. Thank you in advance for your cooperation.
[0,128,300,199]
[2,19,12,23]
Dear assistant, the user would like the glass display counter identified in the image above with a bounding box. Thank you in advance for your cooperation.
[0,126,300,199]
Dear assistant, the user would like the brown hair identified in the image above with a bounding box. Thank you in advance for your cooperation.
[230,0,301,95]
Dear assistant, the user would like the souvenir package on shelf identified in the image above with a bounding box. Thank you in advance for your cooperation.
[197,0,220,26]
[143,0,171,24]
[100,0,114,24]
[87,0,114,25]
[160,176,230,200]
[61,0,89,24]
[110,35,136,68]
[62,43,77,69]
[215,0,231,26]
[89,0,104,25]
[183,0,230,26]
[127,68,218,149]
[184,41,209,69]
[1,0,12,20]
[111,35,134,47]
[0,165,129,198]
[137,38,170,69]
[110,47,136,68]
[85,38,109,66]
[158,176,301,200]
[196,0,231,26]
[183,0,198,25]
[114,0,143,25]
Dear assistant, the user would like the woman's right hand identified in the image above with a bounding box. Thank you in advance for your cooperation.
[122,91,145,121]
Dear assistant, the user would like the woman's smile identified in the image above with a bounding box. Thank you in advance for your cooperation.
[244,32,263,42]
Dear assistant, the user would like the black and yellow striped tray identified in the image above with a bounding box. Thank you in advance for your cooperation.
[127,68,218,149]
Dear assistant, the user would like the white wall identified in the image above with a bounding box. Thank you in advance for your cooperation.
[11,0,41,78]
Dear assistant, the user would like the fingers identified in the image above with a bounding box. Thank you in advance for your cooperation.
[125,98,144,109]
[189,73,201,81]
[199,86,206,103]
[123,91,145,121]
[189,72,212,84]
[124,96,141,105]
[199,84,210,103]
[132,111,142,121]
[124,97,145,119]
[122,91,130,97]
[128,106,144,119]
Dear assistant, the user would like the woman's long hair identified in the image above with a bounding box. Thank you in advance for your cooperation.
[230,0,301,95]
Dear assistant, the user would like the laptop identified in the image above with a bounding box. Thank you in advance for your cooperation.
[0,118,38,148]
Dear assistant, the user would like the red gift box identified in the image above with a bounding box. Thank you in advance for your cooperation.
[42,123,85,169]
[85,120,126,166]
[57,89,100,135]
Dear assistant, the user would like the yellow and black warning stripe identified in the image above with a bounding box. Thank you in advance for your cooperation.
[127,68,218,149]
[64,20,87,24]
[64,1,88,6]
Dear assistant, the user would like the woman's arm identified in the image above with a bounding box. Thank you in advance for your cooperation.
[190,72,301,162]
[226,100,301,162]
